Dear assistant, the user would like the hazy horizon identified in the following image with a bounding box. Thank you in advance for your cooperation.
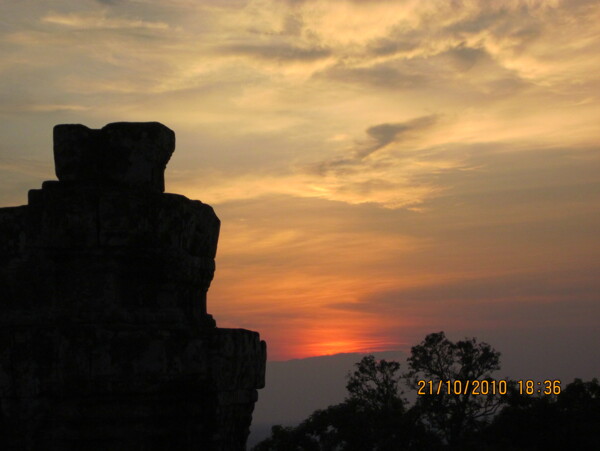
[1,0,599,380]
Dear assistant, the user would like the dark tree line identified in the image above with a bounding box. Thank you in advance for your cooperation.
[253,332,600,450]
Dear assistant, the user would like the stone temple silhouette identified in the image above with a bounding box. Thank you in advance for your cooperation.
[0,122,266,450]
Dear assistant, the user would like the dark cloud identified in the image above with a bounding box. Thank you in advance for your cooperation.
[320,41,524,94]
[444,6,541,45]
[361,115,438,157]
[308,115,438,176]
[308,157,356,176]
[368,35,420,57]
[445,8,511,35]
[443,43,488,71]
[316,61,428,90]
[363,9,502,59]
[223,42,330,62]
[328,267,600,320]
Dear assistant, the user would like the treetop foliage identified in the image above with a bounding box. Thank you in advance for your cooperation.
[346,354,404,411]
[405,331,501,385]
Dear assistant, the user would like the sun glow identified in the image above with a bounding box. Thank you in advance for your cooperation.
[305,338,401,358]
[309,340,366,357]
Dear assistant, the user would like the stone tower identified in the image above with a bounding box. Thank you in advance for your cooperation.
[0,122,266,450]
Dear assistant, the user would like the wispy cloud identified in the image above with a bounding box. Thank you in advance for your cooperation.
[42,11,171,31]
[7,103,90,113]
[309,115,439,175]
[222,42,331,62]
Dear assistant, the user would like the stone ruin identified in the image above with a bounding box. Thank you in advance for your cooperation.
[0,122,266,450]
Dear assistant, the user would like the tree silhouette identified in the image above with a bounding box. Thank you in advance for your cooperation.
[253,355,438,450]
[404,331,503,448]
[346,354,404,411]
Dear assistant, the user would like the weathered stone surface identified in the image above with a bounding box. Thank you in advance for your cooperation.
[0,122,266,450]
[53,122,175,192]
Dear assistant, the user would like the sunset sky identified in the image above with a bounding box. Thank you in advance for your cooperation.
[1,0,599,379]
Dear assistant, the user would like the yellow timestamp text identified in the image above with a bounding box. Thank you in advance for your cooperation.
[417,379,509,395]
[517,379,561,395]
[416,379,562,395]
